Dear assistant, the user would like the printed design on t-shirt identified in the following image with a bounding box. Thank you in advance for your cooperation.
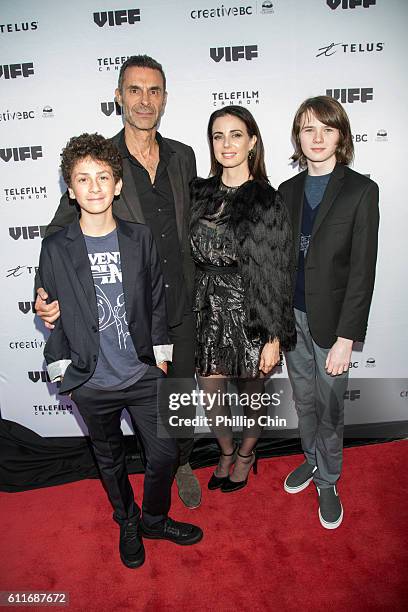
[300,233,311,258]
[88,250,130,349]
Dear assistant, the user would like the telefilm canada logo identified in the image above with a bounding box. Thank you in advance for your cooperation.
[33,403,73,416]
[326,88,373,103]
[0,21,38,33]
[97,55,130,72]
[326,0,376,9]
[316,42,383,57]
[210,45,258,62]
[2,185,47,203]
[211,89,260,107]
[93,8,141,27]
[9,226,47,240]
[0,146,43,162]
[0,62,34,79]
[100,100,122,116]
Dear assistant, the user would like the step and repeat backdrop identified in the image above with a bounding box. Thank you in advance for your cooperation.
[1,0,407,436]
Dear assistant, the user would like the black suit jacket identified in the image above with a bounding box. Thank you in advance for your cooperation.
[279,164,379,348]
[39,218,169,394]
[37,130,197,327]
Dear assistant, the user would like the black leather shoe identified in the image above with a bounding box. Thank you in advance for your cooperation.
[221,450,258,493]
[208,443,238,490]
[141,517,203,546]
[119,519,145,569]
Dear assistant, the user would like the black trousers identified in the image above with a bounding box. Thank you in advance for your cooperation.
[168,310,196,466]
[72,366,179,527]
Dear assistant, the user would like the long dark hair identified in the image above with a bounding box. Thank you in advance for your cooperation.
[207,106,269,183]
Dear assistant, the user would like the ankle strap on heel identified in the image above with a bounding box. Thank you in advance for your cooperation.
[221,442,238,457]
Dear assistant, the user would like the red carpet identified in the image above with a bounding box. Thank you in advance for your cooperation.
[1,441,407,612]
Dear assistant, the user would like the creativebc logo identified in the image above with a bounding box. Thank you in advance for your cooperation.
[210,45,258,62]
[191,4,254,19]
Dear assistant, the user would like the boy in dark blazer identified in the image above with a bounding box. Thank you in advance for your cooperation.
[279,96,379,529]
[39,133,202,569]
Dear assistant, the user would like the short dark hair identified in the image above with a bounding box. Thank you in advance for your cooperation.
[291,95,354,168]
[207,106,269,184]
[60,133,122,186]
[118,55,166,93]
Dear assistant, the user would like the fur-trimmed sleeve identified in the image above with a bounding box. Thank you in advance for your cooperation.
[234,184,296,350]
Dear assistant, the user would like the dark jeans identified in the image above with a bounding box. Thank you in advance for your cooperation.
[72,366,179,527]
[168,310,196,466]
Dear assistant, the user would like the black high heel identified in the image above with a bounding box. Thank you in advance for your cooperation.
[221,449,258,493]
[208,443,238,490]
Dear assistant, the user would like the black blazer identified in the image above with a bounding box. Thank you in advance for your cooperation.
[279,164,379,348]
[39,218,169,394]
[36,129,197,327]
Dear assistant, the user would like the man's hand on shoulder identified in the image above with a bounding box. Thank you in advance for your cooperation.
[325,337,353,376]
[35,287,60,329]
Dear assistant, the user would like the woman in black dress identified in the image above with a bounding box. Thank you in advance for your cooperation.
[190,106,296,492]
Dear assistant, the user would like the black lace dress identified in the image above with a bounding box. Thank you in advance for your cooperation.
[191,184,264,378]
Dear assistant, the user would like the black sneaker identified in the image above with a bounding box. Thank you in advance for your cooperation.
[141,517,203,546]
[284,462,317,494]
[317,485,343,529]
[119,519,145,568]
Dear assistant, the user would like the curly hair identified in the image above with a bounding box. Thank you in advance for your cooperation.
[60,133,122,186]
[291,96,354,168]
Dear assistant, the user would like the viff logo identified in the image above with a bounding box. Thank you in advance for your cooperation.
[0,63,34,79]
[0,146,43,162]
[326,88,373,103]
[93,9,140,27]
[18,301,35,314]
[28,370,51,383]
[9,226,47,240]
[100,101,122,116]
[210,45,258,62]
[327,0,376,8]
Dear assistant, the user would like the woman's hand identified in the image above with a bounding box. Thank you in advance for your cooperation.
[259,339,280,375]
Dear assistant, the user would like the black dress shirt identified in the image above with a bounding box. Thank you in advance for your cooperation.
[117,132,187,323]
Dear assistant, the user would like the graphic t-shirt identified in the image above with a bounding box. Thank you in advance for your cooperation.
[83,228,148,390]
[294,173,332,312]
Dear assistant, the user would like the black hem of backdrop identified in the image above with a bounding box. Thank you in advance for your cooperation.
[1,417,407,493]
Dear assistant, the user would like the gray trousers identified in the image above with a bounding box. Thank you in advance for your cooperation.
[285,309,349,488]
